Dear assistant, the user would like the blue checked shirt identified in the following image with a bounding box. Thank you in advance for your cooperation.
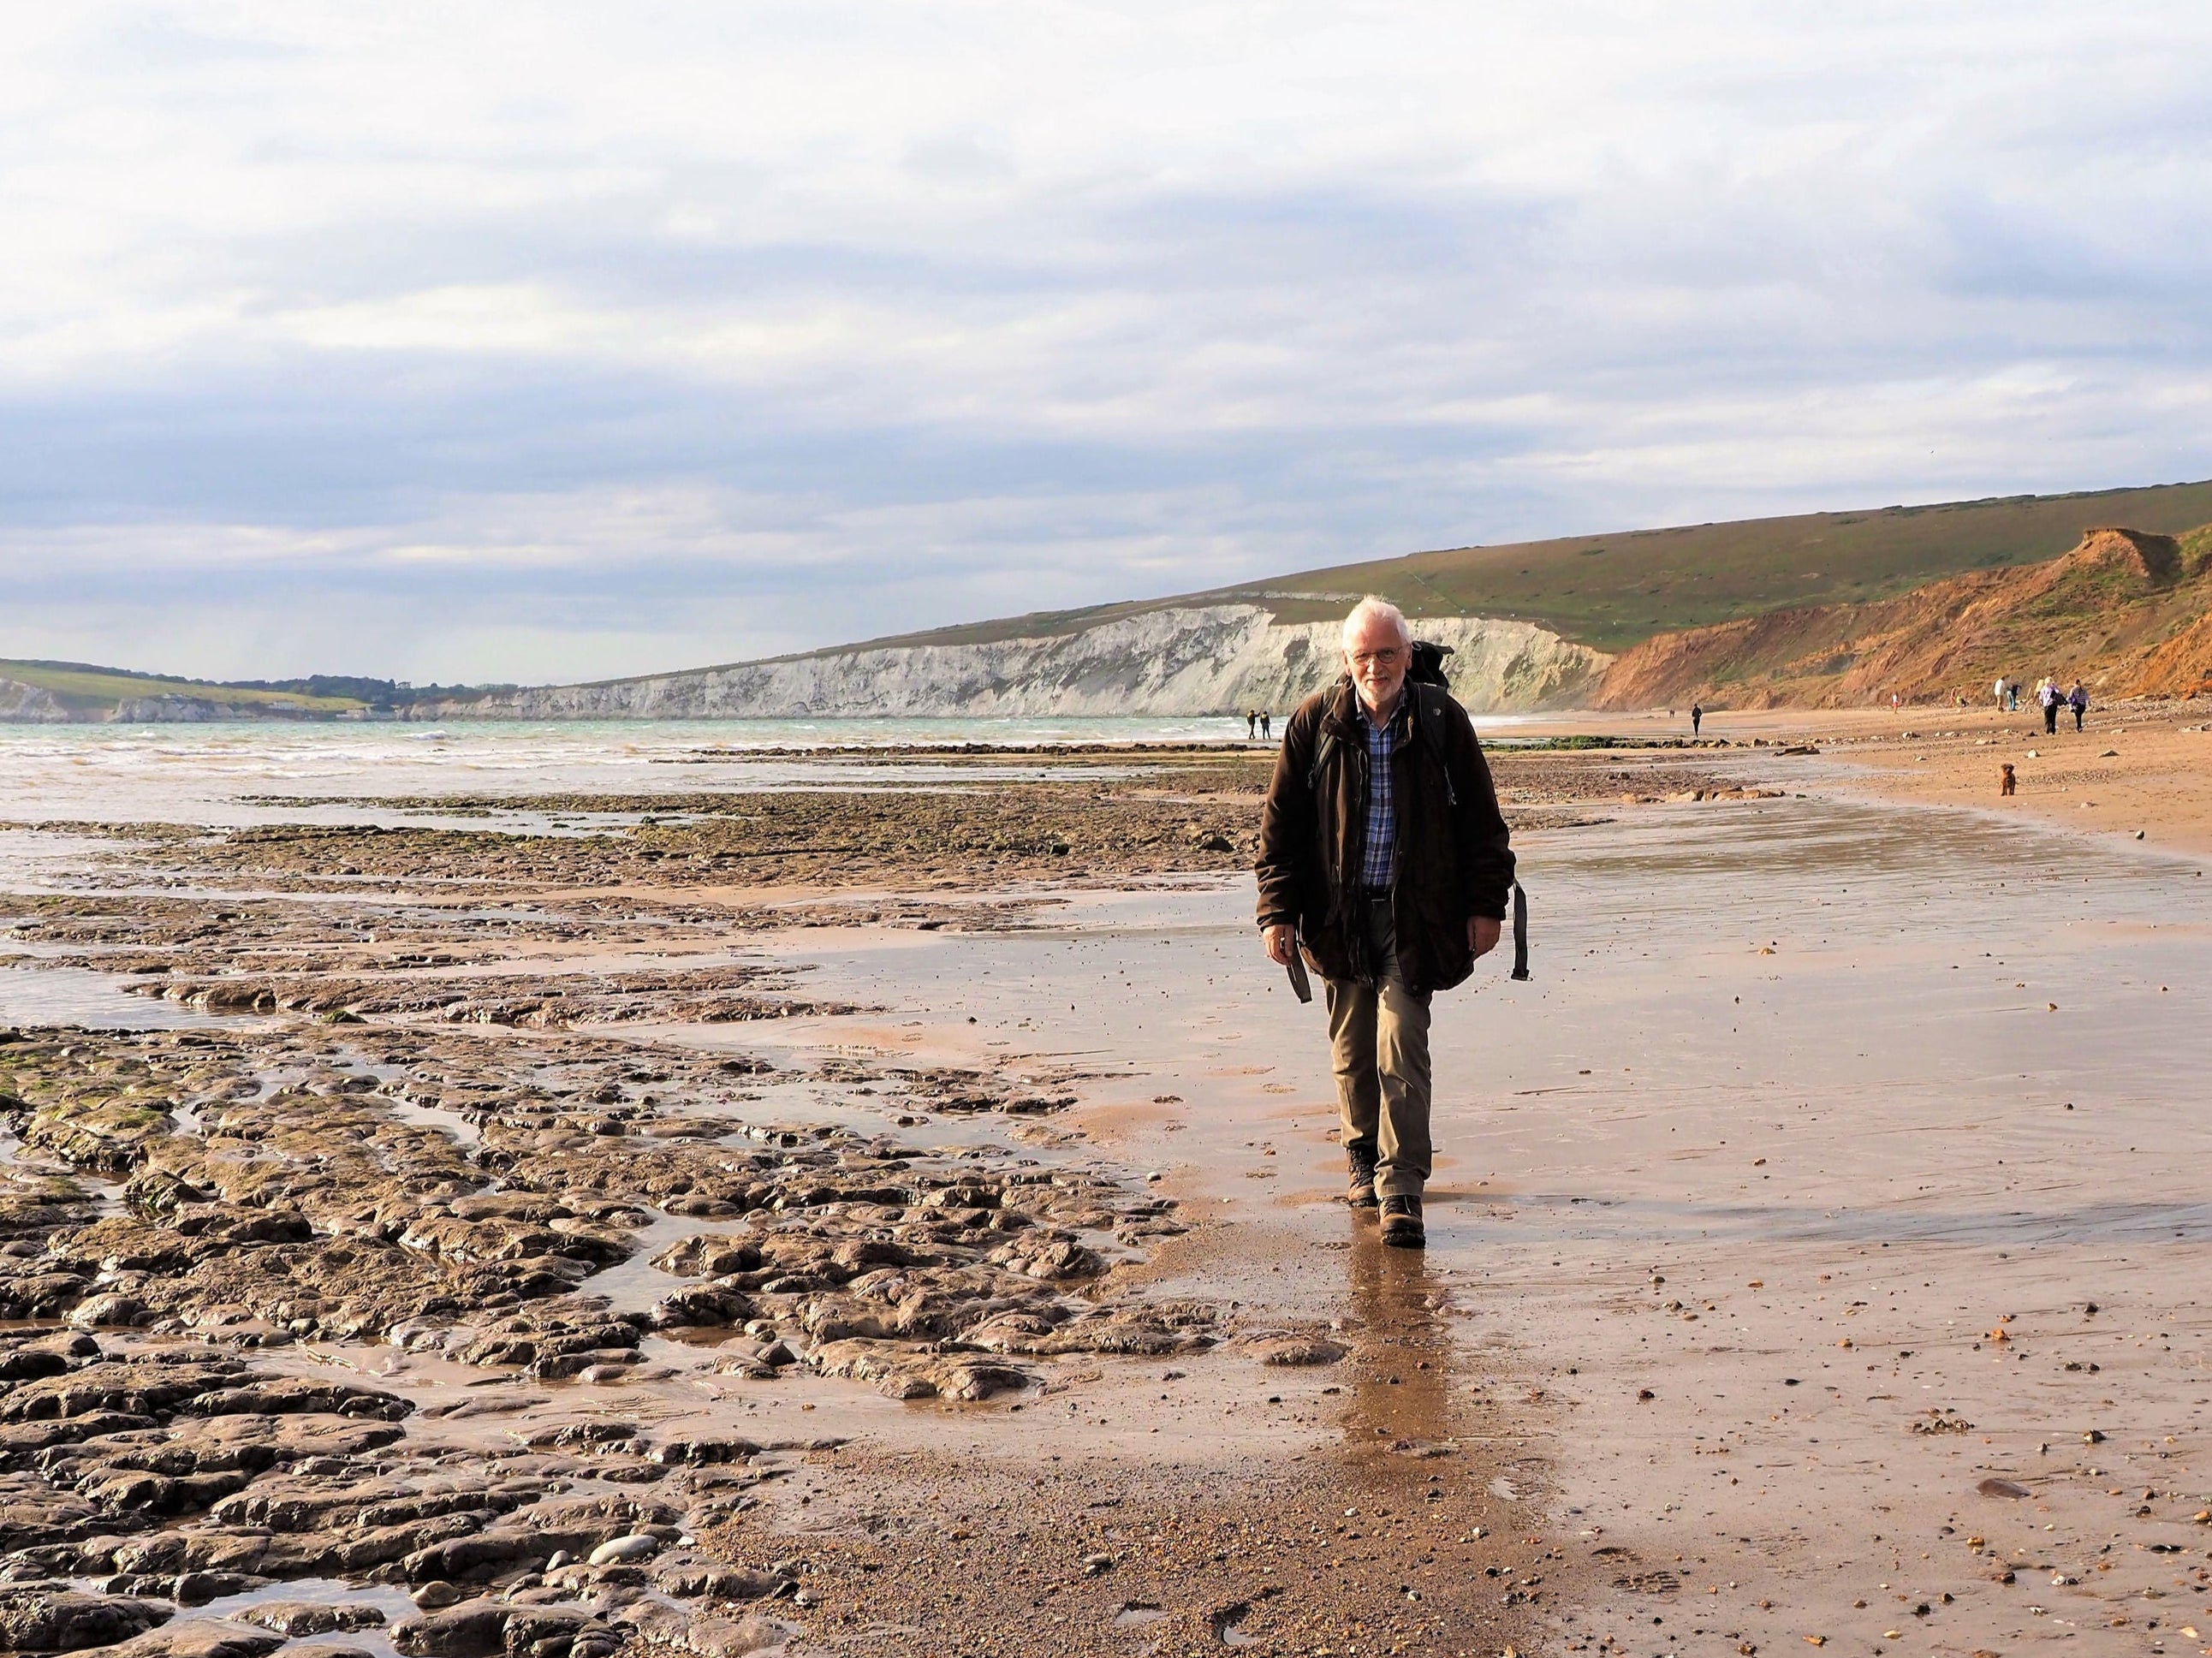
[1358,701,1400,891]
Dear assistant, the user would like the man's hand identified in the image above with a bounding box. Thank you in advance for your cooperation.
[1469,915,1501,960]
[1264,923,1297,966]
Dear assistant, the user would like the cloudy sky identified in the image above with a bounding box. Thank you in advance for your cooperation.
[3,2,2207,684]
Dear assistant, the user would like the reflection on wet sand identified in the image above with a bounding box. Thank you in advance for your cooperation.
[1341,1221,1455,1455]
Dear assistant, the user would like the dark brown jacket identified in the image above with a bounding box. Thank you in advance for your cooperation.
[1255,677,1513,995]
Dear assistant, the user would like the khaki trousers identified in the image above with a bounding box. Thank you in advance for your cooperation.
[1323,897,1433,1199]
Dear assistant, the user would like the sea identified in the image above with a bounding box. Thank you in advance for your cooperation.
[0,713,1553,829]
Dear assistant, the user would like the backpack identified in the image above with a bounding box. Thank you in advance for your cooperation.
[1301,660,1531,981]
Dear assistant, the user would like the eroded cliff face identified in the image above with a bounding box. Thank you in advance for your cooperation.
[1591,526,2212,709]
[0,681,71,723]
[110,695,236,722]
[410,607,1608,721]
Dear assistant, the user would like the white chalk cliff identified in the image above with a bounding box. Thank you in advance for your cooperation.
[414,606,1608,719]
[0,680,72,723]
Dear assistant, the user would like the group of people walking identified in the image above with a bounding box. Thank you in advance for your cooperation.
[1996,675,2090,733]
[1245,709,1273,740]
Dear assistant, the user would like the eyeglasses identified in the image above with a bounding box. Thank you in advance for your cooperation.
[1349,648,1405,669]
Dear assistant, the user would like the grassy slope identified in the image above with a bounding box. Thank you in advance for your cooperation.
[796,478,2212,663]
[0,660,364,716]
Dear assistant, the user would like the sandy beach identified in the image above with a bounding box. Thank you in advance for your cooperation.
[1521,696,2212,859]
[0,717,2205,1658]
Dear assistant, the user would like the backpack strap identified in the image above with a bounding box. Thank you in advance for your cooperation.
[1509,880,1531,981]
[1413,683,1459,805]
[1305,730,1338,793]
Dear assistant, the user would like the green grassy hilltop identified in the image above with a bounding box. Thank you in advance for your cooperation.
[0,663,511,719]
[0,660,365,717]
[846,478,2212,657]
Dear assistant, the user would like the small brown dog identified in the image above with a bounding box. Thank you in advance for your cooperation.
[2000,764,2017,796]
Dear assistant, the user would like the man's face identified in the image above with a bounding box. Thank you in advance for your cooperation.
[1343,615,1409,716]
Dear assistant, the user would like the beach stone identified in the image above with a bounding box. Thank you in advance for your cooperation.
[0,1408,157,1463]
[617,1601,790,1657]
[0,1587,174,1652]
[400,1531,556,1583]
[926,1357,1030,1399]
[0,1346,74,1382]
[648,1435,759,1466]
[173,1572,272,1607]
[1977,1477,2032,1498]
[392,1600,614,1658]
[1252,1335,1349,1367]
[38,1411,406,1485]
[211,1472,541,1534]
[74,1467,255,1518]
[27,1330,103,1360]
[101,1625,286,1658]
[234,1601,388,1636]
[588,1533,660,1566]
[651,1235,761,1277]
[502,1607,613,1657]
[988,1239,1104,1280]
[390,1599,508,1656]
[67,1291,147,1328]
[0,1358,250,1423]
[109,1530,277,1579]
[530,1420,641,1453]
[652,1560,790,1602]
[648,1282,754,1328]
[183,1378,412,1419]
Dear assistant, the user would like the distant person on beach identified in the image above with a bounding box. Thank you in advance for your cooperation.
[1994,676,2007,710]
[1246,710,1258,740]
[1256,597,1513,1250]
[2068,681,2088,731]
[1260,710,1271,740]
[1691,702,1703,737]
[2038,676,2061,734]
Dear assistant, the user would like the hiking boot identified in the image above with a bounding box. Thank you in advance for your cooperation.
[1379,1193,1424,1249]
[1345,1144,1379,1209]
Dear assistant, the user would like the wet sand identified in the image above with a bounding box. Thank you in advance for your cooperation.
[0,730,2205,1657]
[713,804,2212,1655]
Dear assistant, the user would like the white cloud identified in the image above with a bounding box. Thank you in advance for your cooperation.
[0,0,2207,680]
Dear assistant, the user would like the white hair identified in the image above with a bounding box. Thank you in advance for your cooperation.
[1341,596,1412,650]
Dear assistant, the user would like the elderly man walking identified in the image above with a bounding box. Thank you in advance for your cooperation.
[1255,597,1515,1248]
